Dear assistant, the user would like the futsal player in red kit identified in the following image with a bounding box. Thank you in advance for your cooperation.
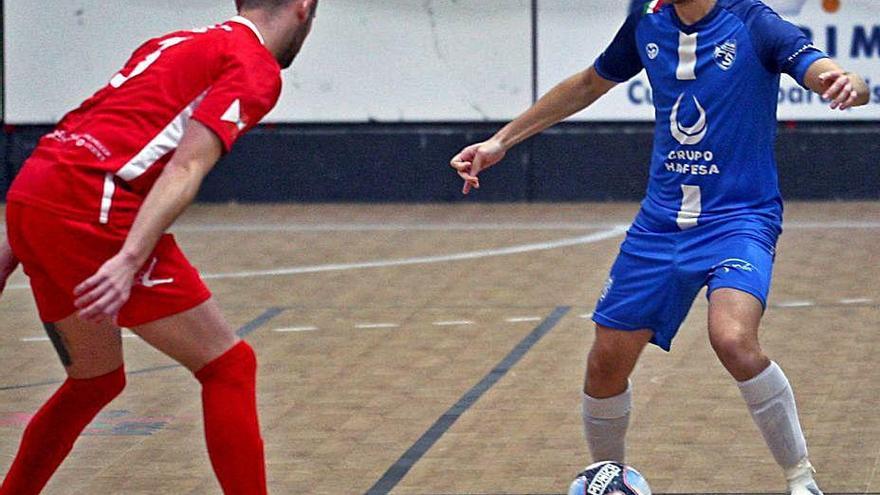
[0,0,317,493]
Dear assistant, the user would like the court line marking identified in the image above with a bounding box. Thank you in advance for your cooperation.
[0,308,285,392]
[200,227,627,281]
[355,323,399,329]
[433,320,474,326]
[1,227,626,290]
[840,297,873,305]
[273,326,319,333]
[773,301,815,308]
[364,306,571,495]
[505,316,542,323]
[162,220,880,232]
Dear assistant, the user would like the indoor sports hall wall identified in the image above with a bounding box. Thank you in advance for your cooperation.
[1,0,878,201]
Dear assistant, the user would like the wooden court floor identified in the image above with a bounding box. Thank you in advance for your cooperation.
[0,202,878,495]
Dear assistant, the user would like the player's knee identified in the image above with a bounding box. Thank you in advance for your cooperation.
[710,329,762,368]
[195,341,257,386]
[69,366,127,405]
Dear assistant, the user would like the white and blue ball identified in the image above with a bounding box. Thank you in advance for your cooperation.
[568,461,652,495]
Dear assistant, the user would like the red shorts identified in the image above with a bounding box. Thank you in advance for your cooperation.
[6,201,212,327]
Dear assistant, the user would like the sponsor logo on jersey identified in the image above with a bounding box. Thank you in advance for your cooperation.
[670,93,708,145]
[588,463,622,495]
[646,43,660,60]
[714,39,737,70]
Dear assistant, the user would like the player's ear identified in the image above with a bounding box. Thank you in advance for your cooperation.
[298,0,317,20]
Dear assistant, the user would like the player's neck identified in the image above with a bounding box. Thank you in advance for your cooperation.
[672,0,717,25]
[239,10,292,64]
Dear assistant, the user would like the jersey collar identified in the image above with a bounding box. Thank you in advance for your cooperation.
[670,0,722,34]
[229,15,266,45]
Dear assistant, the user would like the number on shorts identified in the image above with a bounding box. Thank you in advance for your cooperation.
[110,36,190,89]
[676,184,701,230]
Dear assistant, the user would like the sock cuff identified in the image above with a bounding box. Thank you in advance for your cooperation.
[196,341,256,384]
[737,361,789,406]
[583,381,632,419]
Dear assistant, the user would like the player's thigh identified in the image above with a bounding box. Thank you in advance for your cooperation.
[588,324,653,370]
[49,314,124,379]
[130,298,238,372]
[705,232,775,346]
[707,287,763,349]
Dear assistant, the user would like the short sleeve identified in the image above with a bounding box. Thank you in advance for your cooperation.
[192,53,281,152]
[744,4,827,87]
[594,13,645,83]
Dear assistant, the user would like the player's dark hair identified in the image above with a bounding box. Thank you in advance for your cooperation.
[236,0,317,14]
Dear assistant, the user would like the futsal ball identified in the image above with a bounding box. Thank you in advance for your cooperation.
[568,461,652,495]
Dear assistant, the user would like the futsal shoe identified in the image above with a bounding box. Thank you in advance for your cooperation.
[786,459,823,495]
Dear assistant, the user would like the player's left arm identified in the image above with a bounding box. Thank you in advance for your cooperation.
[802,58,870,111]
[74,120,223,322]
[0,237,20,299]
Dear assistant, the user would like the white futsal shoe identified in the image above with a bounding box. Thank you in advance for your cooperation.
[786,458,824,495]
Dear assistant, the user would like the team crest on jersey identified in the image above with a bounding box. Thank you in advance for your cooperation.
[713,39,737,71]
[646,43,659,60]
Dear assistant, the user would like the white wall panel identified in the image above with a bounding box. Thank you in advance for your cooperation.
[4,0,532,123]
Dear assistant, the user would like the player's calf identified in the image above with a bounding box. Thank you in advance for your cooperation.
[0,367,126,495]
[195,340,267,495]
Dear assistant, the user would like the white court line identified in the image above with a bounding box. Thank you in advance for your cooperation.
[774,301,815,308]
[355,323,399,329]
[433,320,474,326]
[505,316,542,323]
[1,227,626,291]
[199,227,627,281]
[839,298,873,305]
[274,326,319,333]
[579,312,594,319]
[164,220,880,233]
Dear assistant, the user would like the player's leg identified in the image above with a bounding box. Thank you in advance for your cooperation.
[585,228,688,463]
[130,298,266,495]
[708,287,820,494]
[582,325,653,463]
[1,316,125,495]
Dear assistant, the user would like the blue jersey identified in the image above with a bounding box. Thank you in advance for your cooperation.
[595,0,827,233]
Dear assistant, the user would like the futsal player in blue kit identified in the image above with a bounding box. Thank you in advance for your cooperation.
[450,0,870,493]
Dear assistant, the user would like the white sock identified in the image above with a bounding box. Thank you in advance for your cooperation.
[582,382,631,463]
[737,361,808,471]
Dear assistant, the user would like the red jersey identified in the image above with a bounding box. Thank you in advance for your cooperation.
[7,16,282,227]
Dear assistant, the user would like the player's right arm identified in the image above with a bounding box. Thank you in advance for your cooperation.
[451,68,617,194]
[73,121,223,322]
[450,12,643,194]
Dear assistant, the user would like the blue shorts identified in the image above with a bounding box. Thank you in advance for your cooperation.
[592,219,779,351]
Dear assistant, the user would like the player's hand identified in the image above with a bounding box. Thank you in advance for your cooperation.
[819,70,859,110]
[74,253,140,324]
[449,139,507,195]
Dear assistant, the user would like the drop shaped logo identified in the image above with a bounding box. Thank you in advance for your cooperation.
[670,93,708,146]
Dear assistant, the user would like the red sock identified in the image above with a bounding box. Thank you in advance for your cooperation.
[195,341,266,495]
[0,367,126,495]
